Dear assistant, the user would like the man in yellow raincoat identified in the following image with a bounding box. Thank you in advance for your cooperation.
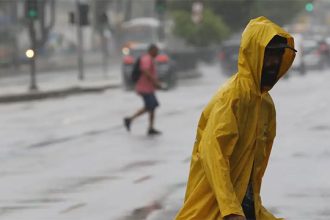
[175,17,296,220]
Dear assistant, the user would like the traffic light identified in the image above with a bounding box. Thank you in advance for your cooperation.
[79,3,89,26]
[155,0,166,14]
[25,0,39,20]
[305,2,314,12]
[68,4,90,26]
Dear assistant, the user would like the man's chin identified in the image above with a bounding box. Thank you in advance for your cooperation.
[261,86,272,92]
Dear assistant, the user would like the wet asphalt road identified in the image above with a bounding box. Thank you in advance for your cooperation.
[1,65,330,220]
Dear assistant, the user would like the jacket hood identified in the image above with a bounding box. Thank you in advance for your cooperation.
[237,16,296,93]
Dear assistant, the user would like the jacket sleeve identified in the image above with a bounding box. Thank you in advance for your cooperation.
[257,99,284,220]
[255,96,276,192]
[199,98,244,218]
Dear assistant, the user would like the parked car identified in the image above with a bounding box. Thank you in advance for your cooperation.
[302,39,325,70]
[291,33,306,75]
[0,31,14,67]
[318,39,330,68]
[218,36,241,76]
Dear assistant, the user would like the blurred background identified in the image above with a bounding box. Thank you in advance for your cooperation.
[0,0,330,220]
[1,0,329,80]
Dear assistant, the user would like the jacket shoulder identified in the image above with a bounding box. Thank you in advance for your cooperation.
[219,76,253,106]
[262,93,276,114]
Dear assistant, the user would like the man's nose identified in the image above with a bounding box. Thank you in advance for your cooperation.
[269,57,281,66]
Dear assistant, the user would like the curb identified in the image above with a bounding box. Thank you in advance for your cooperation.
[0,84,121,104]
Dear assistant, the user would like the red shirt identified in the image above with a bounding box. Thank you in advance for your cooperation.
[135,53,157,94]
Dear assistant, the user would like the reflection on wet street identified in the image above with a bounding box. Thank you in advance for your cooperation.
[0,64,330,220]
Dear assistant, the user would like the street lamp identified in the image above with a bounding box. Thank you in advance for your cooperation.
[25,49,35,58]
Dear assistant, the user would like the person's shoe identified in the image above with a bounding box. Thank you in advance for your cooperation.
[148,128,162,136]
[124,118,131,132]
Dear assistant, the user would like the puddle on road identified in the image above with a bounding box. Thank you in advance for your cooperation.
[84,129,106,136]
[45,175,119,194]
[318,150,330,158]
[27,126,117,149]
[163,109,184,116]
[119,201,162,220]
[291,152,308,158]
[291,150,330,159]
[319,208,330,217]
[119,160,160,172]
[0,176,117,217]
[310,125,330,131]
[28,136,75,148]
[60,203,86,214]
[286,192,311,198]
[133,175,152,184]
[287,188,330,199]
[17,198,64,204]
[286,188,330,218]
[118,182,186,220]
[0,205,39,216]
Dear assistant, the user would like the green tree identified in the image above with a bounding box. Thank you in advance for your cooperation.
[252,0,307,26]
[168,0,308,33]
[172,8,230,47]
[211,0,308,31]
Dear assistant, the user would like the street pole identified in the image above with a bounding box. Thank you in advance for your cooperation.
[28,19,38,91]
[76,0,85,81]
[101,29,109,78]
[124,0,132,21]
[99,13,110,78]
[11,0,19,71]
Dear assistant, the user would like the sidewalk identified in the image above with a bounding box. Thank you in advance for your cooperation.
[0,65,122,104]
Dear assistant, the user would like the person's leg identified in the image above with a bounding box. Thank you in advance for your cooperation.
[146,93,161,135]
[124,107,147,131]
[124,93,149,132]
[147,109,161,135]
[148,110,155,130]
[131,107,148,120]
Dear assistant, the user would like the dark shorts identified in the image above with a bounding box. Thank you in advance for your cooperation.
[139,93,159,111]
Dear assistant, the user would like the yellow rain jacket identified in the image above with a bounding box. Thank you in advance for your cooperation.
[175,17,295,220]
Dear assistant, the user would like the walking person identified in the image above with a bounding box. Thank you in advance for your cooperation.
[175,17,296,220]
[123,44,162,135]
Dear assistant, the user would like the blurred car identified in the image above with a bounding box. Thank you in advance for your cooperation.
[0,44,13,67]
[120,18,176,90]
[121,46,176,90]
[218,36,240,76]
[0,30,14,67]
[318,39,330,68]
[302,38,325,70]
[291,33,306,75]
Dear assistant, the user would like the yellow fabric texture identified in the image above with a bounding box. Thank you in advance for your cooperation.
[175,16,295,220]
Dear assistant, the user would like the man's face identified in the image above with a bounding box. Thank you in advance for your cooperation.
[150,47,159,58]
[260,48,284,92]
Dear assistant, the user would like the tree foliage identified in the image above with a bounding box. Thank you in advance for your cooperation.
[172,8,230,47]
[207,0,307,31]
[168,0,308,45]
